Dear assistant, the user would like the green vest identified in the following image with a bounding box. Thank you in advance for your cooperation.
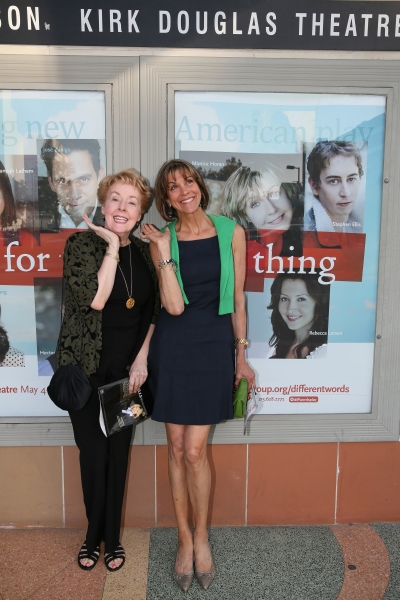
[165,214,236,315]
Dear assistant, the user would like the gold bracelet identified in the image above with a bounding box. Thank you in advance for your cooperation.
[158,258,178,271]
[105,252,120,262]
[234,338,249,349]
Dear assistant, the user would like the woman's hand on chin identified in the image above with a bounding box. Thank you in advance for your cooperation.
[82,214,120,250]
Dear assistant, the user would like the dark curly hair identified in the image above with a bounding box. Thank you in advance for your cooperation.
[40,138,102,178]
[0,325,10,364]
[268,272,330,359]
[0,161,16,228]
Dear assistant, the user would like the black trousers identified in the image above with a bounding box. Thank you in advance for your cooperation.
[69,388,134,555]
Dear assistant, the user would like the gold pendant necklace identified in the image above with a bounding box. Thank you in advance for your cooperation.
[118,244,135,309]
[126,297,135,309]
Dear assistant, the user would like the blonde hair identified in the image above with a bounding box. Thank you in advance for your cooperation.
[98,169,152,213]
[221,166,281,227]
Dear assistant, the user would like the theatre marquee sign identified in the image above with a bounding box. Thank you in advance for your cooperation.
[1,0,400,50]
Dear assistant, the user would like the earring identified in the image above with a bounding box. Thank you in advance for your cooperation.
[166,203,174,219]
[199,195,204,208]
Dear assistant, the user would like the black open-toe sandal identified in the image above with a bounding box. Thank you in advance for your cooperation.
[105,543,126,572]
[78,542,100,571]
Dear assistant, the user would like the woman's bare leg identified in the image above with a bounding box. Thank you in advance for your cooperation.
[165,423,194,574]
[184,425,212,572]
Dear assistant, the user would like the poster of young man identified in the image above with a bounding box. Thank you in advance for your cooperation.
[37,138,105,232]
[176,91,385,415]
[303,140,367,250]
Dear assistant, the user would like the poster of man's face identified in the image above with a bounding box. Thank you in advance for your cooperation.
[304,141,367,234]
[37,139,105,232]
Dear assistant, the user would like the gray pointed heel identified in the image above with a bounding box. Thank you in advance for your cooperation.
[195,544,216,590]
[173,567,194,592]
[173,550,194,593]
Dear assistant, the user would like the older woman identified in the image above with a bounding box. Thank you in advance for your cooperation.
[56,169,159,571]
[221,165,303,256]
[141,159,255,592]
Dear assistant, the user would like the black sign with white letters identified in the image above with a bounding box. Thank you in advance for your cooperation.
[1,0,400,50]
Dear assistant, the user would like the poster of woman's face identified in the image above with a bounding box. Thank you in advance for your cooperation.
[247,272,331,360]
[0,155,39,245]
[179,151,304,256]
[268,272,330,359]
[0,286,37,367]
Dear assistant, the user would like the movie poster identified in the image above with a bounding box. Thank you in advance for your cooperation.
[176,92,386,414]
[0,90,106,416]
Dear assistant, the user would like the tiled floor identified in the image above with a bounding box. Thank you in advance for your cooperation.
[1,523,400,599]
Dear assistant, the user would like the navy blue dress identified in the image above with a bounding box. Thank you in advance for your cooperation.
[149,236,234,425]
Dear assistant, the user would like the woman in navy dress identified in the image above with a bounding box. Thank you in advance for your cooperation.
[141,159,255,592]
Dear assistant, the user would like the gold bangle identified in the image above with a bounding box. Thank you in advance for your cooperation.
[234,338,249,349]
[105,252,120,262]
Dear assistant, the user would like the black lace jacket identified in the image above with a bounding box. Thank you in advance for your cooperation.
[56,230,160,377]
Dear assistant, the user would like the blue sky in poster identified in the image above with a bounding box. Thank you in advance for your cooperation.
[176,92,386,346]
[175,92,385,154]
[0,91,106,159]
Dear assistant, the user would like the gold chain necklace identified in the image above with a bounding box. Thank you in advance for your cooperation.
[118,244,135,309]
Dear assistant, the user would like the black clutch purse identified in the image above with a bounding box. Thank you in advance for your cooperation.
[98,377,154,437]
[47,364,92,411]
